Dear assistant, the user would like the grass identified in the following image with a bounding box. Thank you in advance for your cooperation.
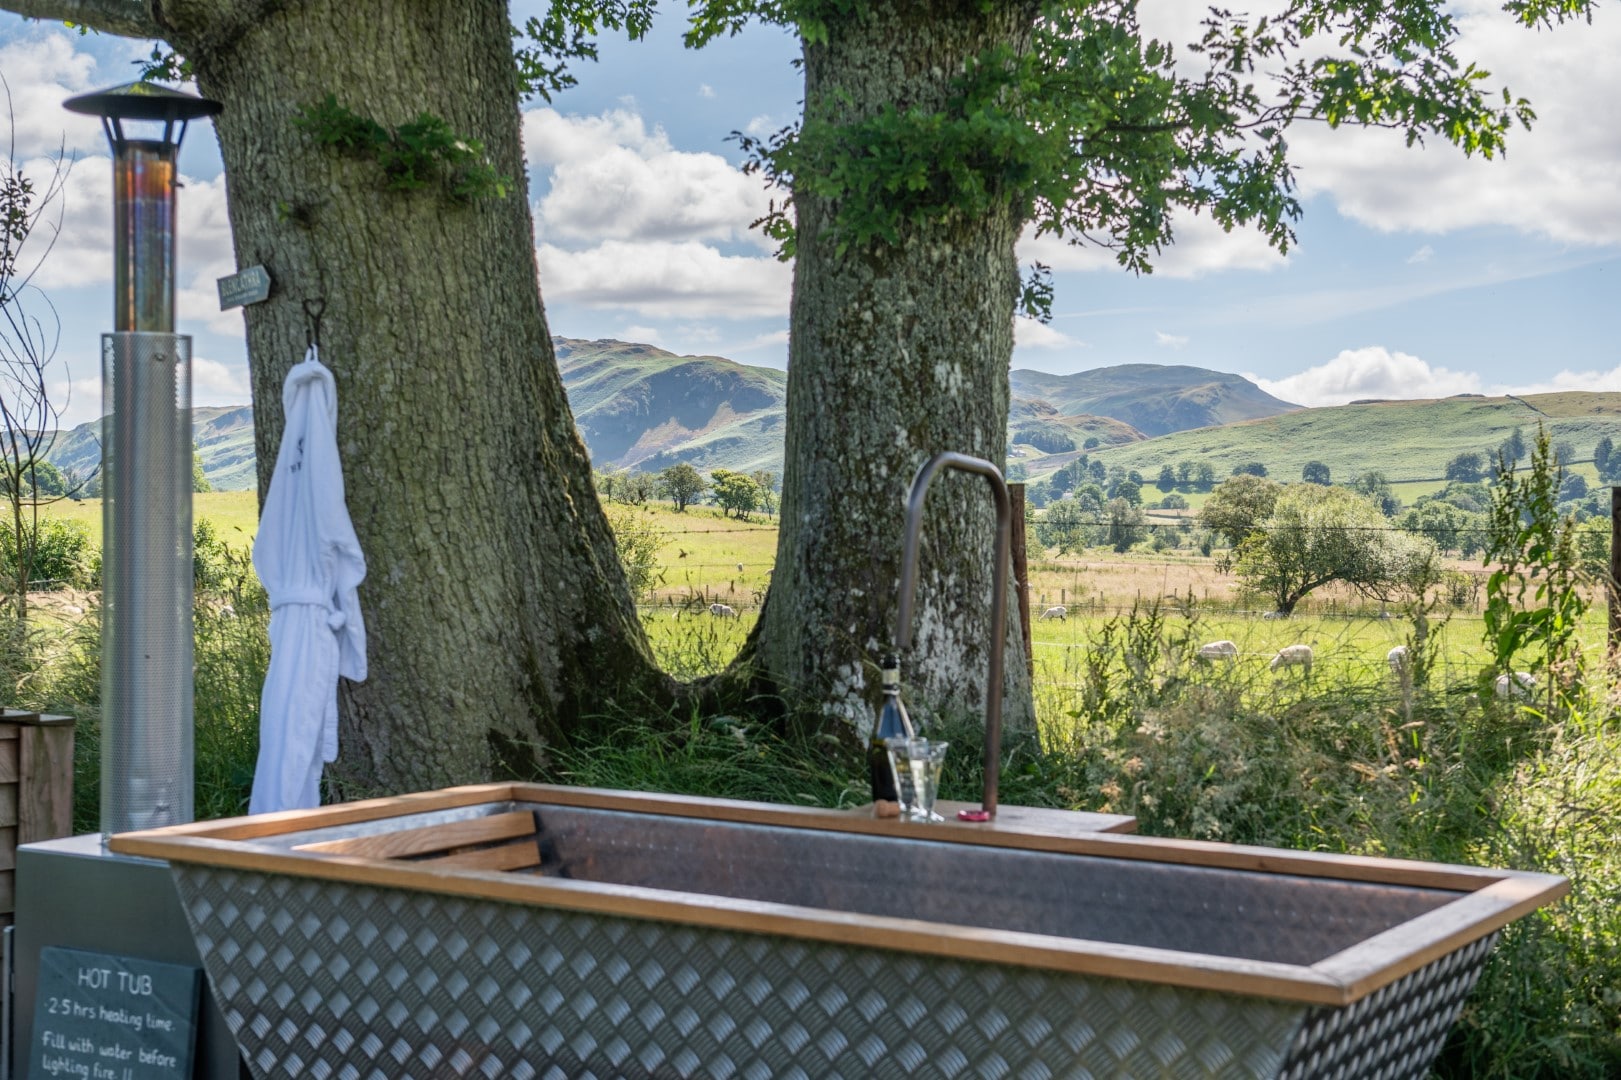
[40,491,259,552]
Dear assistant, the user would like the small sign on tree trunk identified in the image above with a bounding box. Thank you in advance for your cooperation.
[216,265,272,309]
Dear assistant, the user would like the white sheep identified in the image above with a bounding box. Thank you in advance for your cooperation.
[1196,640,1239,662]
[1038,605,1067,621]
[708,603,739,618]
[1387,645,1409,676]
[1494,672,1538,700]
[1269,644,1314,674]
[1261,610,1289,620]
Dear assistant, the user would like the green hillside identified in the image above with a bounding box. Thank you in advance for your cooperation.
[45,405,257,491]
[557,338,788,474]
[1084,392,1621,483]
[1009,364,1298,437]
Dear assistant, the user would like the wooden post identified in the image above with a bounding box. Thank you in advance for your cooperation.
[0,708,74,926]
[1610,488,1621,654]
[1010,483,1033,677]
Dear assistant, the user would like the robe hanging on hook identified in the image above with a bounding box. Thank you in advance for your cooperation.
[303,298,326,352]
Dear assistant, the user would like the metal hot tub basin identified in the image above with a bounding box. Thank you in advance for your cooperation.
[111,783,1566,1079]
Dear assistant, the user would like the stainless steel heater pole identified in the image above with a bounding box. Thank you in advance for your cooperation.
[64,83,222,835]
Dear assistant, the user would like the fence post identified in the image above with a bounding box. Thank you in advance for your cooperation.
[1010,483,1032,677]
[1610,488,1621,654]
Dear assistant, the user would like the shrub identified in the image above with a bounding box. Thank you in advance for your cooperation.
[0,518,94,592]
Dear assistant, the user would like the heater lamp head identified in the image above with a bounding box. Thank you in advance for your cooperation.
[64,81,222,123]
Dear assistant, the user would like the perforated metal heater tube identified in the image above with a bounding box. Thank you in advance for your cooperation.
[99,136,194,835]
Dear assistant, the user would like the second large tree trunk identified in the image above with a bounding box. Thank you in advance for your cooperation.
[162,0,666,792]
[753,0,1037,733]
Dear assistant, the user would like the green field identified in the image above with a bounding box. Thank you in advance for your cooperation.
[42,491,260,550]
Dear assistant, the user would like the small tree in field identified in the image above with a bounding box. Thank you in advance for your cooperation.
[657,463,706,511]
[1301,461,1331,486]
[710,469,760,520]
[1198,474,1281,548]
[1106,498,1146,553]
[1234,485,1439,615]
[1446,452,1486,483]
[750,470,778,516]
[1,79,79,620]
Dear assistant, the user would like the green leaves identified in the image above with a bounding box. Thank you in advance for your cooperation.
[705,0,1553,275]
[514,0,658,102]
[294,97,511,203]
[1482,424,1588,698]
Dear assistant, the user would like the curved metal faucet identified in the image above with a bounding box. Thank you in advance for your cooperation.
[896,451,1011,821]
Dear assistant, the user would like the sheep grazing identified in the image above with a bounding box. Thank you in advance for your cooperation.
[1387,645,1409,676]
[1196,640,1239,662]
[1269,644,1314,674]
[1494,672,1538,700]
[1261,610,1289,620]
[708,603,739,618]
[1038,605,1067,621]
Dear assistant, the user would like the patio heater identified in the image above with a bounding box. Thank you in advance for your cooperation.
[64,82,222,836]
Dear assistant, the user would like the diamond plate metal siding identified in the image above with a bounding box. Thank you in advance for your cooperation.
[1278,933,1499,1080]
[175,865,1313,1079]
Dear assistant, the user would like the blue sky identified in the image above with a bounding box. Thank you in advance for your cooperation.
[2,1,1617,429]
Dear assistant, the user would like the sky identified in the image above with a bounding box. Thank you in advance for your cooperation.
[1,1,1617,430]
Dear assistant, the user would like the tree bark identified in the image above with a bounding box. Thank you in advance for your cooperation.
[90,0,668,792]
[751,0,1037,733]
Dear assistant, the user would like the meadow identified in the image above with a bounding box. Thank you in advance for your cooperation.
[13,491,1621,1077]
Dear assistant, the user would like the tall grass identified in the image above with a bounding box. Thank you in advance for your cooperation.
[1,548,1615,1074]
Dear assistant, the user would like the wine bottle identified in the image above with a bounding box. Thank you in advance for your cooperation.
[868,654,915,813]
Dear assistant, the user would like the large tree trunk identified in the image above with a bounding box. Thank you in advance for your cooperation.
[134,0,667,792]
[752,0,1037,733]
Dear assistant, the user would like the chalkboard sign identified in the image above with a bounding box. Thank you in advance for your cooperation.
[28,947,201,1080]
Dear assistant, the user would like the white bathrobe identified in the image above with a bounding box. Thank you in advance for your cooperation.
[249,348,366,814]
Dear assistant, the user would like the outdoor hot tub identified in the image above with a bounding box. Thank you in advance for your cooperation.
[111,783,1566,1079]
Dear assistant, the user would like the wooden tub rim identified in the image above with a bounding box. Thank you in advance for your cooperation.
[107,782,1568,1008]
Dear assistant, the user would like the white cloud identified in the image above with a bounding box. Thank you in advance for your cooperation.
[1155,331,1189,349]
[1406,245,1434,265]
[619,325,664,345]
[1248,346,1483,406]
[1286,4,1621,247]
[1252,345,1621,408]
[44,370,103,430]
[1501,366,1621,397]
[1136,2,1621,249]
[0,32,107,159]
[18,155,113,290]
[1014,317,1080,350]
[1020,210,1288,279]
[538,240,791,318]
[744,115,777,137]
[524,108,770,248]
[192,355,251,406]
[698,84,716,99]
[726,328,789,355]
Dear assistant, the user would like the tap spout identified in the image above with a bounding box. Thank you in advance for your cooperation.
[896,451,1011,820]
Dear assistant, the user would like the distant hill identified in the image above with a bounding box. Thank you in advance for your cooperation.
[67,343,1604,496]
[45,405,257,492]
[557,339,1294,475]
[1009,364,1299,438]
[556,338,787,474]
[1089,392,1621,483]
